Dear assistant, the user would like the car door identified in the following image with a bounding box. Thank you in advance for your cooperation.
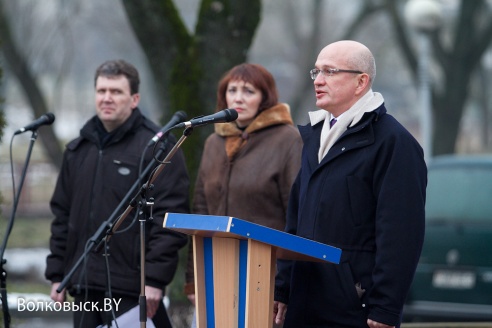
[405,157,492,321]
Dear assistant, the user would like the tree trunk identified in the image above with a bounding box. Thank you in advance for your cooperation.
[0,1,63,168]
[122,0,261,189]
[385,0,492,157]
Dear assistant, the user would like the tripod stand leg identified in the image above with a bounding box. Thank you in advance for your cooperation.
[1,261,11,328]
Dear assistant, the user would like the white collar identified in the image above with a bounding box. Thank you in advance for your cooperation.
[308,90,384,127]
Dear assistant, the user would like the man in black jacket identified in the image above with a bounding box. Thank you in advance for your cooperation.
[45,60,189,327]
[274,41,426,328]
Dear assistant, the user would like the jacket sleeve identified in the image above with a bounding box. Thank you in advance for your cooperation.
[274,131,302,304]
[144,139,190,288]
[279,132,303,213]
[182,145,211,294]
[274,170,301,304]
[45,151,72,283]
[191,148,210,216]
[367,132,427,325]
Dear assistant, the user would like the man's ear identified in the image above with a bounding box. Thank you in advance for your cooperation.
[131,93,140,109]
[355,73,370,95]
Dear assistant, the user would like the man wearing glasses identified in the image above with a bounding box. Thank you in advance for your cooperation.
[274,40,426,328]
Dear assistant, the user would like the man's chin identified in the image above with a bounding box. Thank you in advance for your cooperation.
[315,100,328,109]
[98,113,115,121]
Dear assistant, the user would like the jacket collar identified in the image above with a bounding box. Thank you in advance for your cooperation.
[307,91,384,127]
[299,104,386,170]
[214,103,294,160]
[79,107,143,148]
[300,104,386,140]
[214,103,293,137]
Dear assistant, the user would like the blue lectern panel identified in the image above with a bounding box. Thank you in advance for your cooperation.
[164,213,232,233]
[163,213,341,264]
[203,238,215,327]
[238,239,248,328]
[229,217,341,264]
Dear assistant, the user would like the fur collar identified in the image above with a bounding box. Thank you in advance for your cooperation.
[214,103,293,136]
[214,103,294,159]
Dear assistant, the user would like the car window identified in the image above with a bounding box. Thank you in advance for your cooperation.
[426,165,492,222]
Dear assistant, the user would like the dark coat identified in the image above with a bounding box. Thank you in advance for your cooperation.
[275,104,427,327]
[45,108,189,296]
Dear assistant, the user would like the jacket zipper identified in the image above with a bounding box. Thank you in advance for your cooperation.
[89,149,104,222]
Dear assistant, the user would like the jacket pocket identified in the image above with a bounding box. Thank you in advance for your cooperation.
[103,154,141,194]
[336,262,363,308]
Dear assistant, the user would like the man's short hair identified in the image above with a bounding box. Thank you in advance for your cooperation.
[94,60,140,94]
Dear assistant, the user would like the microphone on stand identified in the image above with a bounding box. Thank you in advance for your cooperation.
[172,109,238,129]
[147,111,188,146]
[14,113,56,135]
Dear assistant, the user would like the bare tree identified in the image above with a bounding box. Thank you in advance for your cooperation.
[121,0,262,181]
[277,0,492,155]
[0,1,62,167]
[281,0,324,121]
[283,0,386,122]
[3,0,492,167]
[386,0,492,155]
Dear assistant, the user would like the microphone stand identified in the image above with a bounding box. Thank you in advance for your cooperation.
[104,127,193,328]
[0,130,40,328]
[56,127,193,328]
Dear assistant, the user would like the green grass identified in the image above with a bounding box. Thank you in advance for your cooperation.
[0,216,52,296]
[6,280,52,295]
[0,215,190,304]
[0,216,52,248]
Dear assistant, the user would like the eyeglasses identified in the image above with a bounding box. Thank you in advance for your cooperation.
[310,68,364,80]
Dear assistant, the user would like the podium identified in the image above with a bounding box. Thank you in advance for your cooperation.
[163,213,341,328]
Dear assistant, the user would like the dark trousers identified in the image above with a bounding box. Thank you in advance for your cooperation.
[73,290,172,328]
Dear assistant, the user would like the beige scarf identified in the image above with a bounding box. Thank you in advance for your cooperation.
[309,90,384,162]
[215,103,294,160]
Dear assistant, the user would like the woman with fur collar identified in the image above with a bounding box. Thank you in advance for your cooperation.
[185,63,302,320]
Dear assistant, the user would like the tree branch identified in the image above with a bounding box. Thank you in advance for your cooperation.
[0,0,63,167]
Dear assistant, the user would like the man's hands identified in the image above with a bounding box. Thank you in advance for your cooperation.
[50,283,164,319]
[271,301,395,328]
[50,282,65,303]
[187,293,196,306]
[273,301,287,325]
[145,285,163,318]
[367,319,395,328]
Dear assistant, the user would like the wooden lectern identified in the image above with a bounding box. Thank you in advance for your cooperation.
[163,213,341,328]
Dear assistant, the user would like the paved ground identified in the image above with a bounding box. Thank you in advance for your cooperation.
[5,298,193,328]
[2,248,193,327]
[9,315,72,328]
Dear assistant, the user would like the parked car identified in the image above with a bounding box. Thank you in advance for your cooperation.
[403,155,492,322]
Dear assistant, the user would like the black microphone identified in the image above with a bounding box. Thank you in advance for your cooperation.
[172,108,238,129]
[147,111,188,146]
[14,113,56,135]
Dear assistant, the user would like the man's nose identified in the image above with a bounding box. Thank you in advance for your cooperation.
[313,73,325,86]
[102,91,113,101]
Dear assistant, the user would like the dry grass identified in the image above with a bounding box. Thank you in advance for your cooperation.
[0,216,52,249]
